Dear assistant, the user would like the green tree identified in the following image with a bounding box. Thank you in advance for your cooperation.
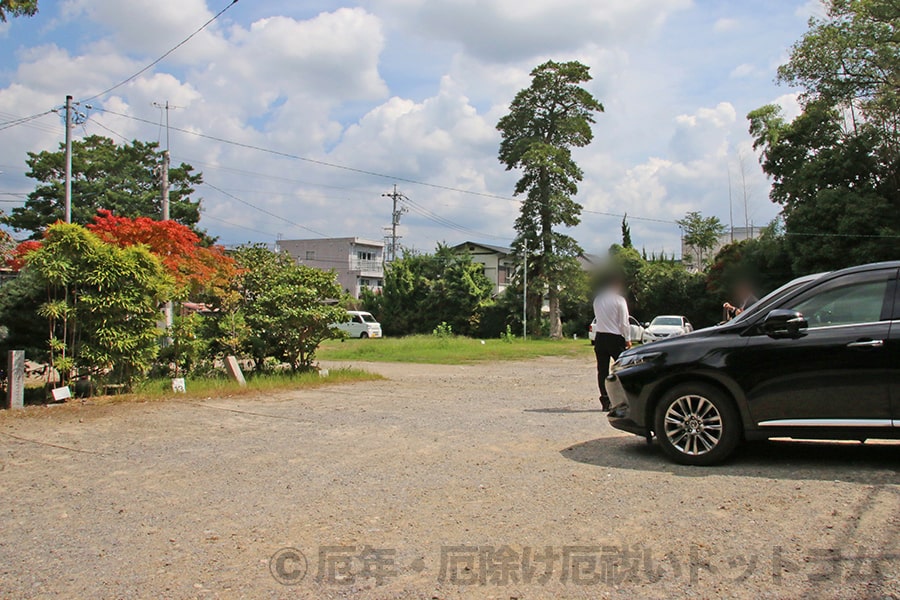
[0,0,37,21]
[621,214,633,248]
[363,246,493,336]
[23,223,172,388]
[497,60,604,338]
[233,245,346,372]
[633,262,718,328]
[676,211,726,267]
[4,135,204,238]
[706,223,795,305]
[747,0,900,273]
[778,0,900,143]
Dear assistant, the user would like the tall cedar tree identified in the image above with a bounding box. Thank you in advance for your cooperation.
[497,61,603,338]
[4,135,203,238]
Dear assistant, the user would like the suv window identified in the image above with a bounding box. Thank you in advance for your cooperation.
[790,279,890,329]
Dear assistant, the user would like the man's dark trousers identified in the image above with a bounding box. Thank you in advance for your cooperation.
[594,332,627,408]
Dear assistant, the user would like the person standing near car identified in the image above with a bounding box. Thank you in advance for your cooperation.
[593,274,631,411]
[723,280,758,319]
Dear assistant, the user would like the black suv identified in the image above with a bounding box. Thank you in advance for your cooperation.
[607,261,900,465]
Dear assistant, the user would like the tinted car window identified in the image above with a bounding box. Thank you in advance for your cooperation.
[790,279,889,328]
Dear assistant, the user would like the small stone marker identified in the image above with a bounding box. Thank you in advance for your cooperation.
[51,385,71,402]
[5,350,24,409]
[171,378,186,393]
[224,355,246,386]
[319,369,329,378]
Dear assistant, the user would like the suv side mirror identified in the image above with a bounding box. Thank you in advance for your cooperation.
[762,309,808,338]
[643,322,650,328]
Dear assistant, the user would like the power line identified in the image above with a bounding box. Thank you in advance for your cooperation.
[0,110,56,133]
[95,107,528,202]
[202,182,331,238]
[80,1,240,103]
[96,106,680,226]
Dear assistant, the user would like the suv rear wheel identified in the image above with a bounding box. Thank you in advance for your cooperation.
[653,382,740,465]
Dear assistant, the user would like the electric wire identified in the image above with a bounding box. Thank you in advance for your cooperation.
[79,0,240,103]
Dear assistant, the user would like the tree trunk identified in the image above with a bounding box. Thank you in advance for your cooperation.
[548,286,562,339]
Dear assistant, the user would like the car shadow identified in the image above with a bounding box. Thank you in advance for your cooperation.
[524,407,604,414]
[561,436,900,484]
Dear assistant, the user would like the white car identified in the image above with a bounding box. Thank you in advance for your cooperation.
[589,316,645,344]
[641,315,693,343]
[333,311,382,339]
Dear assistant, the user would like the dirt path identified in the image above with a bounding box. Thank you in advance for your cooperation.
[1,356,898,599]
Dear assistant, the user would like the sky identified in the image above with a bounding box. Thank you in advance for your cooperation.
[0,0,825,256]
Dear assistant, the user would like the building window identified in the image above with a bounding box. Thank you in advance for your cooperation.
[357,251,374,261]
[305,250,316,260]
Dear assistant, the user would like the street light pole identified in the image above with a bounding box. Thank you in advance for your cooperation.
[522,238,528,340]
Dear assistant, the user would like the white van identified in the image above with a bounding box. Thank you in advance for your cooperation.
[333,311,382,339]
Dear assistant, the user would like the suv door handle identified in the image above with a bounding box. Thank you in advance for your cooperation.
[847,339,884,349]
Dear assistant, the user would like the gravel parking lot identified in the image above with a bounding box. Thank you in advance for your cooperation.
[1,355,898,599]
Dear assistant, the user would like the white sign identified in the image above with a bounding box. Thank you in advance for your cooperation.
[171,378,186,393]
[51,386,72,402]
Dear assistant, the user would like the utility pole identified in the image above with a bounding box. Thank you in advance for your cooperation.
[161,151,170,221]
[522,238,528,340]
[381,184,407,263]
[64,95,73,223]
[154,100,177,342]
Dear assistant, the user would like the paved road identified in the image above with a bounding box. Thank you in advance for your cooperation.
[1,356,898,599]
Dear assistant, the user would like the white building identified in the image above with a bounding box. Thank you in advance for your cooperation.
[276,237,384,298]
[452,241,517,296]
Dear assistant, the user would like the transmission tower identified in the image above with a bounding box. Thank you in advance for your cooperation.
[381,184,408,263]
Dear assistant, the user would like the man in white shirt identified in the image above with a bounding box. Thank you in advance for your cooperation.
[593,275,631,411]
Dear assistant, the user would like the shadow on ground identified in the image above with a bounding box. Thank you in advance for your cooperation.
[562,436,900,484]
[524,407,604,414]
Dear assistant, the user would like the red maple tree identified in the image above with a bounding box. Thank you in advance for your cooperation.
[86,210,238,298]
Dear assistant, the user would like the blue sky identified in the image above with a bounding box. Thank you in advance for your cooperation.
[0,0,823,254]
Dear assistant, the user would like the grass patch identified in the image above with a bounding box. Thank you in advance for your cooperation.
[318,335,593,365]
[130,368,381,401]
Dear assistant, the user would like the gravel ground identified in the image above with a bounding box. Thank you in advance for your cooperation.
[0,355,898,599]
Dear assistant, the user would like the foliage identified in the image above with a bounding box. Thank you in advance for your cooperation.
[500,324,516,343]
[676,211,727,267]
[87,209,237,300]
[706,223,798,304]
[127,368,380,401]
[0,0,37,21]
[747,1,900,273]
[497,60,604,338]
[632,261,715,327]
[621,214,633,248]
[23,223,172,387]
[0,268,47,360]
[4,135,204,238]
[361,245,494,337]
[233,245,346,372]
[432,321,453,338]
[157,313,205,378]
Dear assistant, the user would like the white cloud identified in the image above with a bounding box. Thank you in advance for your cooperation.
[713,17,739,33]
[773,92,802,120]
[373,0,692,62]
[729,63,761,79]
[0,0,795,257]
[795,0,828,19]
